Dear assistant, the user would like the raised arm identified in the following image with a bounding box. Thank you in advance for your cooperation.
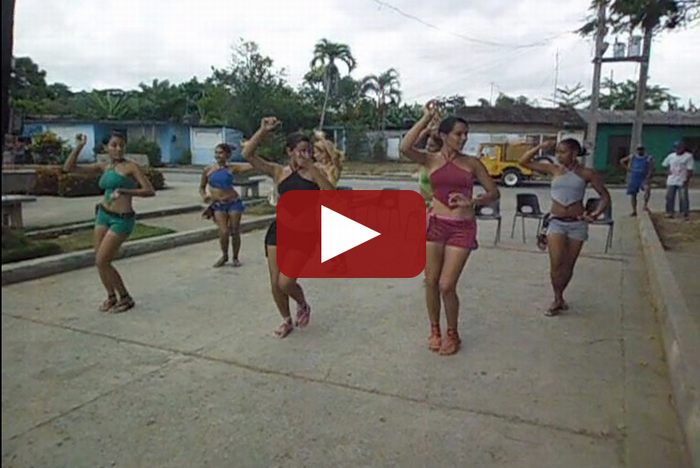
[229,162,255,174]
[241,117,283,178]
[62,134,103,173]
[399,101,438,165]
[619,155,631,171]
[299,155,335,191]
[519,141,556,175]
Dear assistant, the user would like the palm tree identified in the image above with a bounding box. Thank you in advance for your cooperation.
[360,68,402,132]
[310,39,356,129]
[87,89,134,120]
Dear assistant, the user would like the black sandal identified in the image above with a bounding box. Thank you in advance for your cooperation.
[111,295,135,313]
[99,294,118,312]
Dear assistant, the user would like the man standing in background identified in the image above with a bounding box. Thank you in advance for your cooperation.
[662,141,695,220]
[620,145,654,216]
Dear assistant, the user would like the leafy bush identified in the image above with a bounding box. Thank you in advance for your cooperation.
[179,149,192,165]
[33,166,62,195]
[126,137,162,167]
[58,172,101,197]
[29,131,73,165]
[143,167,165,190]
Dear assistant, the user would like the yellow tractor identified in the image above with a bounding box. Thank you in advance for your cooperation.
[477,142,554,187]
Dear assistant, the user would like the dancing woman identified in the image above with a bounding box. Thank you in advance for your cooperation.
[199,143,253,267]
[519,139,611,316]
[63,132,155,313]
[400,102,500,355]
[242,117,335,338]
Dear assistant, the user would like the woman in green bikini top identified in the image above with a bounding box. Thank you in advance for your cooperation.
[63,132,155,314]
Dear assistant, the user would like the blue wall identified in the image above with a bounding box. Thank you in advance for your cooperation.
[159,124,190,164]
[223,128,244,162]
[23,123,96,162]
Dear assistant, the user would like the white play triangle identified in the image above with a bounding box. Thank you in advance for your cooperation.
[321,205,381,263]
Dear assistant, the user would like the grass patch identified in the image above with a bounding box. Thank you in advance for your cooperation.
[245,203,277,216]
[650,211,700,250]
[53,224,175,252]
[2,224,175,264]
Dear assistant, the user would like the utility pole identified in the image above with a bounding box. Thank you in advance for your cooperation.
[585,1,607,168]
[553,49,560,105]
[489,82,495,106]
[630,27,652,149]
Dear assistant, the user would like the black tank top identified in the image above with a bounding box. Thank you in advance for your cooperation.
[278,170,319,195]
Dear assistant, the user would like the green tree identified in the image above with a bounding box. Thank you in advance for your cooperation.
[137,79,187,122]
[554,83,590,108]
[494,93,533,108]
[310,39,356,129]
[85,89,136,120]
[435,95,466,114]
[599,78,679,110]
[360,68,401,131]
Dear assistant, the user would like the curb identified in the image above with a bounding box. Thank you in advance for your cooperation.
[26,204,206,238]
[2,215,275,286]
[638,211,700,467]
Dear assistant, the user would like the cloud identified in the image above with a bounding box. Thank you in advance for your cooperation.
[13,0,700,105]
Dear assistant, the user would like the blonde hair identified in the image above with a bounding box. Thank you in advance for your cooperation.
[314,135,344,186]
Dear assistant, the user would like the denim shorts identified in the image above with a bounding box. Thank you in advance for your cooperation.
[547,217,588,241]
[212,199,245,213]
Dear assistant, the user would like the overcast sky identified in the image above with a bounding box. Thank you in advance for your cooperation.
[13,0,700,107]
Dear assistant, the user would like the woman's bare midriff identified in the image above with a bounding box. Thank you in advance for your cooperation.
[209,187,240,203]
[430,198,476,220]
[550,200,584,218]
[101,196,134,214]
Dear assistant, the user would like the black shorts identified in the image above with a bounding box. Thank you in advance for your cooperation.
[264,221,277,256]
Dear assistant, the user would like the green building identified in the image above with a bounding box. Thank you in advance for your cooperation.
[580,110,700,171]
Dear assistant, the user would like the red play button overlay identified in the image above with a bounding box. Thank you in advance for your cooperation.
[277,190,426,278]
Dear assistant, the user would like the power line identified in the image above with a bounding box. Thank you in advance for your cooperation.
[370,0,572,49]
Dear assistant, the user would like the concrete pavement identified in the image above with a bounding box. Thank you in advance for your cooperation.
[1,200,692,467]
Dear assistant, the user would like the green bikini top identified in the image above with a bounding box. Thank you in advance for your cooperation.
[99,166,136,202]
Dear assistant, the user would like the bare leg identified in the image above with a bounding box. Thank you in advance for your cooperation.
[546,233,568,315]
[560,238,585,297]
[229,211,242,266]
[213,211,230,267]
[425,242,445,325]
[630,194,638,216]
[266,246,293,338]
[95,231,131,312]
[643,184,651,211]
[425,242,445,351]
[438,246,471,330]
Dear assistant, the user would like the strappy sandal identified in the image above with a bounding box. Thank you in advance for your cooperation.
[99,294,117,312]
[428,323,441,352]
[213,256,228,268]
[439,328,461,356]
[274,318,293,338]
[110,295,135,314]
[295,301,311,328]
[545,300,567,317]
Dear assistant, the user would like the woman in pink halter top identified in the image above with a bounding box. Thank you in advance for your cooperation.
[400,101,500,355]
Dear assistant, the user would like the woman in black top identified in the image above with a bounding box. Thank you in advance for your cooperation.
[243,117,335,338]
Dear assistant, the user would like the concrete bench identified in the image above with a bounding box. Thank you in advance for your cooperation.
[2,195,37,229]
[234,180,260,198]
[2,169,37,195]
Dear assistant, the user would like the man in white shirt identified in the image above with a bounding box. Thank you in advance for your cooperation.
[662,141,695,219]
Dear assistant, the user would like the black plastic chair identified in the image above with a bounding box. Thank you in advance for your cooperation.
[510,193,546,243]
[476,199,502,245]
[585,197,614,253]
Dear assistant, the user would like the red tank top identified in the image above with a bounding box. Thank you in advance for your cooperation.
[429,160,474,206]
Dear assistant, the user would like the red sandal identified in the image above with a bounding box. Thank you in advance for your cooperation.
[274,318,294,338]
[439,328,461,355]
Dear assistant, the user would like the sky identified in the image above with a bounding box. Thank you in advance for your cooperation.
[13,0,700,107]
